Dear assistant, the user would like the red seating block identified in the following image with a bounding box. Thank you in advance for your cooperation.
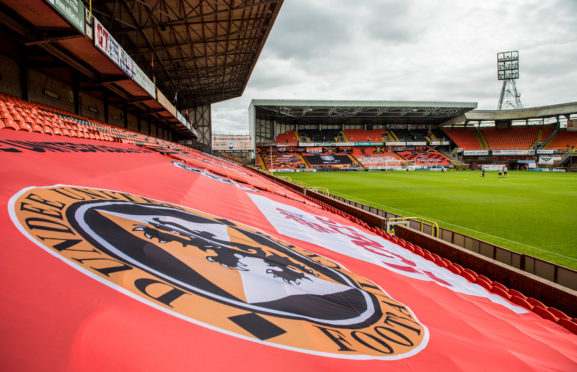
[507,289,526,300]
[491,286,511,299]
[491,281,508,292]
[1,118,19,130]
[558,319,577,335]
[510,295,534,311]
[527,297,546,309]
[547,307,570,321]
[448,263,462,275]
[461,271,477,283]
[532,306,559,322]
[476,278,492,291]
[463,268,478,279]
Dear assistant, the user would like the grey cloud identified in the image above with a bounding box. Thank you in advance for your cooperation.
[264,0,354,60]
[363,1,422,44]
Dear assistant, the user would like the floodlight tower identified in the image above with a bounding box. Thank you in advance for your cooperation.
[497,50,522,110]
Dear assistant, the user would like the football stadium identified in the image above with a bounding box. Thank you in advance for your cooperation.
[1,1,576,371]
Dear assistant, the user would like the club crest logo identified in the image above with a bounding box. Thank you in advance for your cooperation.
[10,185,427,359]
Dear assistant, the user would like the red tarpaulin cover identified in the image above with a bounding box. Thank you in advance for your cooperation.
[1,129,576,371]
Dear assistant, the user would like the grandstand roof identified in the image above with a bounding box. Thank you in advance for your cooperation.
[465,101,577,122]
[250,99,478,125]
[89,0,283,107]
[0,0,282,109]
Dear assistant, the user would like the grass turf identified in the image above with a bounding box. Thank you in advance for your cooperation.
[277,170,577,271]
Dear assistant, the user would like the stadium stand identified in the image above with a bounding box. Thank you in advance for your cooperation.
[442,128,483,150]
[0,93,180,147]
[275,129,299,145]
[2,93,577,370]
[343,129,384,142]
[410,129,428,141]
[391,129,413,141]
[545,130,577,150]
[218,152,244,164]
[353,147,403,168]
[429,128,447,142]
[2,0,577,364]
[298,129,342,142]
[397,148,452,167]
[301,152,355,168]
[261,152,307,170]
[481,126,553,150]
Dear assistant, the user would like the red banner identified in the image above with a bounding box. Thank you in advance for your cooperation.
[1,129,576,371]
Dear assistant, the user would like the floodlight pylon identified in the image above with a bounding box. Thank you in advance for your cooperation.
[498,79,522,110]
[496,50,522,110]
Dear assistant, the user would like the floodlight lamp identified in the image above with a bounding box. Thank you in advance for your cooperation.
[497,50,519,80]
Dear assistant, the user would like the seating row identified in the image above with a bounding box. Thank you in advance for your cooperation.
[0,92,189,152]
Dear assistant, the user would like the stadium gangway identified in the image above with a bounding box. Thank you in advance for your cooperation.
[387,217,440,238]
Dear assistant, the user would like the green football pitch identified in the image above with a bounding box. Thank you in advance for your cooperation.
[277,170,577,271]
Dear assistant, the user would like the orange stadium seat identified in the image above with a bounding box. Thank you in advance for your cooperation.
[343,129,385,142]
[481,127,541,149]
[1,118,19,130]
[0,93,183,149]
[442,128,483,150]
[546,131,577,149]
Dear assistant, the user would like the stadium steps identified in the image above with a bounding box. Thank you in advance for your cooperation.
[340,131,348,141]
[258,155,268,170]
[542,129,559,149]
[475,128,489,149]
[382,130,390,141]
[388,130,399,141]
[297,152,311,168]
[555,151,577,167]
[436,148,467,166]
[347,153,363,168]
[530,128,543,149]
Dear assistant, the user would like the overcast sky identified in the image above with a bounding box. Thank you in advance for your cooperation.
[212,0,577,134]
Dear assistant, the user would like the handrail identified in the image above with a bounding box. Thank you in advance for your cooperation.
[306,186,329,196]
[387,217,439,238]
